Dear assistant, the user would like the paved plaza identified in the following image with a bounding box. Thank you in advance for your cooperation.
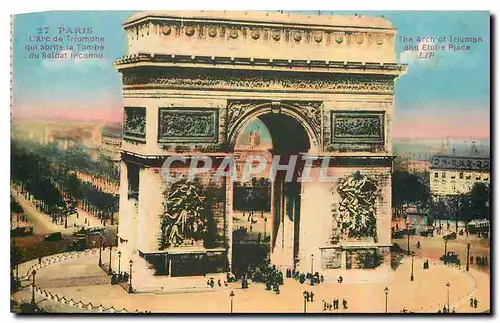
[12,245,489,314]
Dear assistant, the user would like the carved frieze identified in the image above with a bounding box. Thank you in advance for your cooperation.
[123,71,395,94]
[158,108,218,143]
[134,19,391,50]
[124,107,146,140]
[331,112,384,144]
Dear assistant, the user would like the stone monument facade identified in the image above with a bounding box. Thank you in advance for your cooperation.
[114,11,406,283]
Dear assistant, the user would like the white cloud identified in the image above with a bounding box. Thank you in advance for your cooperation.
[40,50,73,69]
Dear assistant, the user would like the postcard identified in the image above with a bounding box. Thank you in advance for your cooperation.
[10,10,490,314]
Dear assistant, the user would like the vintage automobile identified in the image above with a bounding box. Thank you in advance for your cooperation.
[43,232,62,241]
[443,232,457,240]
[391,231,405,239]
[420,229,434,237]
[73,227,106,237]
[68,237,88,251]
[440,251,460,264]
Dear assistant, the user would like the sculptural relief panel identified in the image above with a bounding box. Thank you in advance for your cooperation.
[124,107,146,141]
[158,108,219,143]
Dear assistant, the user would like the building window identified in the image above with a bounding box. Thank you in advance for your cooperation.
[466,174,471,180]
[484,175,489,181]
[442,172,446,179]
[459,172,464,179]
[434,172,439,178]
[451,173,456,179]
[476,174,481,180]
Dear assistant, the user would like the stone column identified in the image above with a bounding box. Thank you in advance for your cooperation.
[298,165,334,274]
[282,183,296,270]
[137,167,164,253]
[225,174,234,272]
[118,160,130,253]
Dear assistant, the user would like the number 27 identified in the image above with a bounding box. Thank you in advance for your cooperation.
[37,27,49,34]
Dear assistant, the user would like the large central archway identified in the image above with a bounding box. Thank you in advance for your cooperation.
[231,104,313,274]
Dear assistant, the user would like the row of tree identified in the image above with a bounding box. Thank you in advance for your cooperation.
[392,170,490,226]
[11,140,119,226]
[233,177,271,212]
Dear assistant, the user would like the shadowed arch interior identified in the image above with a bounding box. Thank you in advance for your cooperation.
[258,113,310,154]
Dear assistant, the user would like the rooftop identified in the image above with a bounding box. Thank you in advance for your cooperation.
[124,11,395,30]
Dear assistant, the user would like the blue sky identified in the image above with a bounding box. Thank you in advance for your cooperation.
[12,10,490,140]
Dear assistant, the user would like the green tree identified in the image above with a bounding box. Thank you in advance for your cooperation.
[392,170,430,217]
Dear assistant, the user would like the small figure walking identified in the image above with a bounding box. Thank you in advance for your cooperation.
[342,299,348,310]
[473,298,478,309]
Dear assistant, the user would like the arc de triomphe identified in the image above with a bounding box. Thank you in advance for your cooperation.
[114,11,406,287]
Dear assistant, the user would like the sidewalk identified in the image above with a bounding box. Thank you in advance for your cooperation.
[28,251,489,313]
[11,186,105,235]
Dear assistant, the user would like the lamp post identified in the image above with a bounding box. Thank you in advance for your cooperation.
[410,251,415,281]
[98,236,103,267]
[108,245,112,274]
[384,287,389,313]
[31,270,37,305]
[264,217,268,240]
[407,222,411,256]
[118,251,122,275]
[128,259,133,293]
[444,239,448,264]
[229,290,235,313]
[466,243,471,272]
[310,254,315,286]
[446,282,450,311]
[303,291,308,313]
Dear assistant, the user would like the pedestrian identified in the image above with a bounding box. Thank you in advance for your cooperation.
[217,279,221,287]
[320,274,324,283]
[473,298,478,309]
[470,297,474,307]
[310,291,314,302]
[322,300,327,311]
[442,305,447,313]
[342,299,348,310]
[470,256,474,265]
[38,257,42,265]
[333,299,339,310]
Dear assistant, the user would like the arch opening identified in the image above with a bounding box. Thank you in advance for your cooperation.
[231,109,311,275]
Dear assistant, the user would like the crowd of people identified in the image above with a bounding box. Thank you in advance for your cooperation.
[322,298,348,311]
[288,269,326,285]
[472,255,489,267]
[206,277,229,288]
